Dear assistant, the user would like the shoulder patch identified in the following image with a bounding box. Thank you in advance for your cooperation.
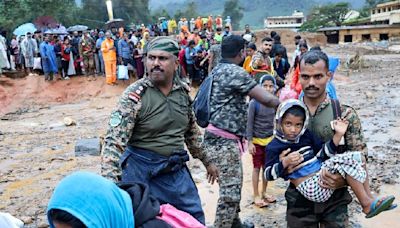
[128,82,147,103]
[109,111,122,127]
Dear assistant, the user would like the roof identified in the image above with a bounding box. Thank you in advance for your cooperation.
[376,0,400,8]
[267,15,304,19]
[318,24,400,31]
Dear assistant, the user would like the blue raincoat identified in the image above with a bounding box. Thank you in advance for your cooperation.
[39,41,58,74]
[47,171,134,228]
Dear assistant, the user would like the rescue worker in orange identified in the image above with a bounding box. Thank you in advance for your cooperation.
[101,31,117,85]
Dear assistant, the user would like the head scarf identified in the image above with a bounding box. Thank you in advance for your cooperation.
[144,36,179,56]
[259,74,277,93]
[47,172,134,228]
[274,99,309,144]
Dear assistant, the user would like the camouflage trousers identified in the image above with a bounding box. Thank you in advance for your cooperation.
[286,183,352,228]
[204,132,243,228]
[82,54,94,75]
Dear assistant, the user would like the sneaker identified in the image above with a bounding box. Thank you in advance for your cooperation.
[64,76,70,80]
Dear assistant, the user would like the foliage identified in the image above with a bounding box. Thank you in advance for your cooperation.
[0,0,79,34]
[300,2,350,32]
[0,0,152,34]
[222,0,243,30]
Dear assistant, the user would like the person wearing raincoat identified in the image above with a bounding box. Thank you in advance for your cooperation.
[40,35,58,81]
[20,32,38,74]
[0,34,10,74]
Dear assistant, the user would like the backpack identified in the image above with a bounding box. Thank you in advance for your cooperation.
[192,74,214,128]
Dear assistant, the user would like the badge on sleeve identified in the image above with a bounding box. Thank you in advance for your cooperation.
[109,111,122,127]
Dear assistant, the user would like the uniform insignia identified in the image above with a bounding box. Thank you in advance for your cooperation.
[128,81,148,103]
[109,112,122,127]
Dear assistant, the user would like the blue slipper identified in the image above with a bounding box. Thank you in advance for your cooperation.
[385,203,397,211]
[365,195,395,218]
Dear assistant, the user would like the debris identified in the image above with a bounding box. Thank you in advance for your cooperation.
[75,138,101,156]
[63,117,76,126]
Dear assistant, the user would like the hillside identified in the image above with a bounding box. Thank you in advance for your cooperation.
[149,0,366,29]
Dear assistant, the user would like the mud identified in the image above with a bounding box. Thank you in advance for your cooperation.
[1,45,399,227]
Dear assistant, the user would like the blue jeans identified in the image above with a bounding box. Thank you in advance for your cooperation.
[119,146,205,224]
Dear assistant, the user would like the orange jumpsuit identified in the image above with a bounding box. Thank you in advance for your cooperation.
[101,38,117,85]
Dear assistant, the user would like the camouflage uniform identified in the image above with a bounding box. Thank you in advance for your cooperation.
[286,97,367,228]
[204,59,276,227]
[79,36,95,75]
[101,75,212,223]
[101,76,211,181]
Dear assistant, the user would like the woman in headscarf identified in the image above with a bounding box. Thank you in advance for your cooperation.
[47,172,135,228]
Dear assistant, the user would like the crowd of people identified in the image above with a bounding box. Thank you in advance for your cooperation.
[0,15,236,85]
[1,15,398,228]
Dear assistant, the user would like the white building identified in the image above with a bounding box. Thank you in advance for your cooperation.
[371,0,400,25]
[264,11,305,30]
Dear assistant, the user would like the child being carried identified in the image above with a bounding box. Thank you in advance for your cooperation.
[264,99,396,218]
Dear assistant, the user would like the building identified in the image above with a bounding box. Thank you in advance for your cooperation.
[264,11,305,30]
[319,1,400,43]
[371,0,400,25]
[319,24,400,43]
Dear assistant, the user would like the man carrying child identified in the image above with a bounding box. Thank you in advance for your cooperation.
[282,50,370,227]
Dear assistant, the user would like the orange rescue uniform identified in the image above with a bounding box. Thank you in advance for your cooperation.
[101,38,117,85]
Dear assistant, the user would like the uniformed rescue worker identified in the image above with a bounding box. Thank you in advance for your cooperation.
[203,35,280,228]
[101,36,219,225]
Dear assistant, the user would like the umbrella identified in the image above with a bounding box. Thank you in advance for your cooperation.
[67,25,88,32]
[45,25,68,35]
[13,23,37,36]
[34,16,58,30]
[105,18,125,30]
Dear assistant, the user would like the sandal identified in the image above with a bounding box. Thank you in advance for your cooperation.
[262,194,277,203]
[365,195,395,218]
[253,196,269,208]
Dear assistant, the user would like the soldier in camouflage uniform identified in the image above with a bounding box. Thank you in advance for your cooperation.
[79,31,95,75]
[101,36,219,224]
[203,35,280,228]
[284,50,368,228]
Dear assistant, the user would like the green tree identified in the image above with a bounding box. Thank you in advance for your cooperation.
[222,0,243,30]
[0,0,80,34]
[113,0,151,24]
[300,2,350,32]
[79,0,108,28]
[183,2,198,19]
[174,9,184,21]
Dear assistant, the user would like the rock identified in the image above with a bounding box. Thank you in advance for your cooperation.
[63,117,76,126]
[365,91,374,99]
[382,176,396,184]
[21,216,33,224]
[75,138,101,156]
[38,221,49,228]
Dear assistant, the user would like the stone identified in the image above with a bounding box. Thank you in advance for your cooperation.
[75,138,101,157]
[21,216,33,224]
[63,117,76,126]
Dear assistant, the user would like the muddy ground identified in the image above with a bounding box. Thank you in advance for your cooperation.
[0,44,399,227]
